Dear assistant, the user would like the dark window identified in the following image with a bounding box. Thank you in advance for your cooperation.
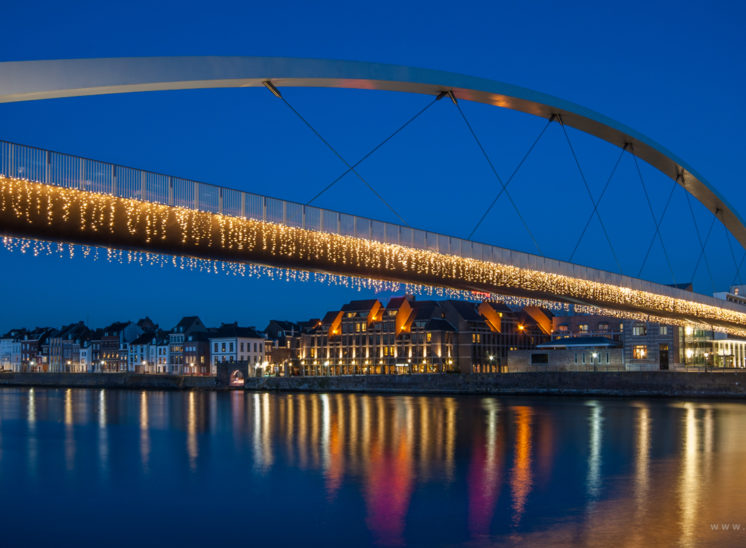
[531,353,549,365]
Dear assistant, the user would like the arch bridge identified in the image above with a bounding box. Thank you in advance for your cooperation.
[0,57,744,333]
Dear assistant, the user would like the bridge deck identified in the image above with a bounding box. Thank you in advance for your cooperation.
[1,139,744,334]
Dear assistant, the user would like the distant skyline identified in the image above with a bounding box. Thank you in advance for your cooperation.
[0,0,744,332]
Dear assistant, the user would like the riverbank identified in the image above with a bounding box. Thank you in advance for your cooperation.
[0,372,216,390]
[1,371,746,397]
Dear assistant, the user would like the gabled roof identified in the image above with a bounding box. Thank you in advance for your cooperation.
[103,321,130,335]
[211,322,264,339]
[444,300,483,322]
[130,332,156,346]
[411,300,441,319]
[321,311,341,325]
[386,295,414,310]
[341,299,379,312]
[424,318,455,332]
[56,321,89,341]
[1,328,26,339]
[172,316,205,333]
[266,320,298,331]
[186,331,211,342]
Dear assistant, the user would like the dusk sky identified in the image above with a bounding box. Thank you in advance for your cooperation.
[1,0,744,333]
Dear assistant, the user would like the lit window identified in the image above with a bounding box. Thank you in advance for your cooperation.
[598,322,609,332]
[426,332,432,343]
[660,326,669,336]
[633,345,647,360]
[632,324,647,336]
[578,324,589,333]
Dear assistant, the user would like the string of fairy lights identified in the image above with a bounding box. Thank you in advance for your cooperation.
[1,174,746,336]
[0,234,565,308]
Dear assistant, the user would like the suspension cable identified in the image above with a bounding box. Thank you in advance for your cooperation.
[631,152,677,284]
[723,223,743,286]
[264,81,410,226]
[685,189,716,292]
[307,93,445,205]
[557,115,622,274]
[452,98,542,254]
[568,145,626,264]
[732,251,746,286]
[638,177,678,278]
[468,117,553,239]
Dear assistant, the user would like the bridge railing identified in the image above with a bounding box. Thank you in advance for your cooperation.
[0,139,535,263]
[0,139,742,315]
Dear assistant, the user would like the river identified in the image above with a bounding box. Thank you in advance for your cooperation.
[0,388,744,546]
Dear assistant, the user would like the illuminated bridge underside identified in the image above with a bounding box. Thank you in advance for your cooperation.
[2,175,746,334]
[1,56,744,249]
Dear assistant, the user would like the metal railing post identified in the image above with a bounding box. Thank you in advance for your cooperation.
[194,182,199,210]
[240,192,246,218]
[262,197,267,221]
[79,158,85,190]
[302,205,306,229]
[168,177,174,206]
[112,165,117,196]
[45,150,50,184]
[218,188,223,214]
[141,171,147,201]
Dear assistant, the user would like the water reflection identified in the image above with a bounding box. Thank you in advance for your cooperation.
[2,388,746,547]
[586,400,603,503]
[140,390,150,472]
[510,406,532,527]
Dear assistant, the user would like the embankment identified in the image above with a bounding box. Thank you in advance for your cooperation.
[1,371,746,398]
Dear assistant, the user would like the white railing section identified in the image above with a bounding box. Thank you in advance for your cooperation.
[0,139,740,315]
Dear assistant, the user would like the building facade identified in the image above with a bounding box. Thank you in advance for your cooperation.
[295,296,550,376]
[209,323,266,375]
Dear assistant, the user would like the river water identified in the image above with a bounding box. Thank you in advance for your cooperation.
[0,388,744,547]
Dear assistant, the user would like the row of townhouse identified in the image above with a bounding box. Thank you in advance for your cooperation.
[0,315,267,375]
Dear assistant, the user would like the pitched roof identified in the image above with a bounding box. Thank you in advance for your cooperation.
[1,328,26,339]
[266,320,298,330]
[186,331,211,342]
[424,318,455,331]
[130,332,155,346]
[172,316,205,333]
[386,295,414,310]
[211,322,264,339]
[444,300,483,322]
[341,299,379,312]
[411,300,441,319]
[321,311,341,325]
[103,321,130,335]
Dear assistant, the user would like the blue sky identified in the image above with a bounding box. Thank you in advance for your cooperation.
[0,0,744,332]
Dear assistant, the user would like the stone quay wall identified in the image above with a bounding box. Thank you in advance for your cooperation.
[2,371,746,398]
